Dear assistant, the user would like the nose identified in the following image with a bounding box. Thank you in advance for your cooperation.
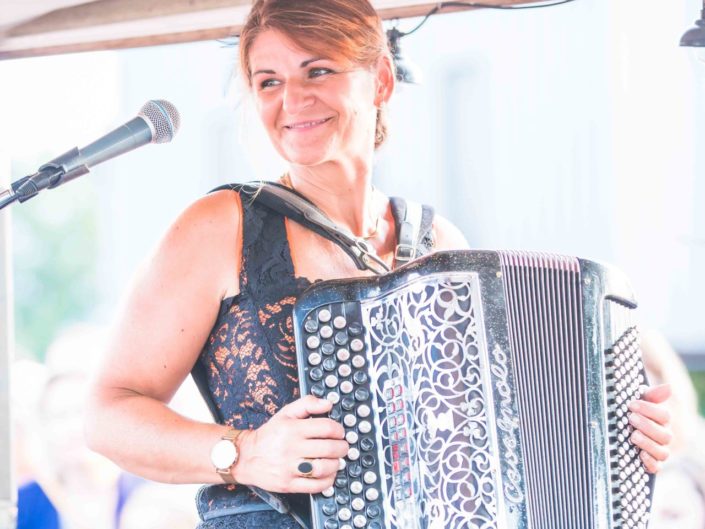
[282,79,314,115]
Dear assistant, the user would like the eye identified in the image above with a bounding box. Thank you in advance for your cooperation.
[309,67,334,78]
[258,78,281,90]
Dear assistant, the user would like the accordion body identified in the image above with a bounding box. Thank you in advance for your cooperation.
[293,250,653,529]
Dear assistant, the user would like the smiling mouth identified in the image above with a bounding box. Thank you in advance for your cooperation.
[284,117,332,130]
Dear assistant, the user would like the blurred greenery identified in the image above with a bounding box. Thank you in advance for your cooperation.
[11,157,99,362]
[691,371,705,417]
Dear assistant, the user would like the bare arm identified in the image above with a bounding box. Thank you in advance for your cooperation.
[85,190,242,484]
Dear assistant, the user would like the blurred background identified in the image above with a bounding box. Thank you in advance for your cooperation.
[1,0,704,527]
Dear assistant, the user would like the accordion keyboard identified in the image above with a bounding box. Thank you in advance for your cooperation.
[300,302,387,529]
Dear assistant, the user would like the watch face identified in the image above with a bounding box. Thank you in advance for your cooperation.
[210,439,238,469]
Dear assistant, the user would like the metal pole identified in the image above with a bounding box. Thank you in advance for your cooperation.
[0,157,17,529]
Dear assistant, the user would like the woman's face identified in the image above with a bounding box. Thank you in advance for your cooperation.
[248,29,392,167]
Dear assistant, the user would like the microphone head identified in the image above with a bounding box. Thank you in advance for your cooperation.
[138,100,181,144]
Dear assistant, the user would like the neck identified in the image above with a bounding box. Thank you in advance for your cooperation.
[286,160,380,238]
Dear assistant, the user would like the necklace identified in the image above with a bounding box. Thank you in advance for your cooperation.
[279,173,381,240]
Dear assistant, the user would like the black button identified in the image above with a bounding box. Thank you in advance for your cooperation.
[321,343,336,355]
[311,383,325,397]
[335,476,348,488]
[310,367,323,381]
[348,463,362,478]
[324,519,339,529]
[359,437,375,451]
[334,331,348,345]
[341,397,356,411]
[323,357,337,372]
[361,454,376,468]
[322,502,337,516]
[353,371,368,385]
[329,406,342,421]
[348,322,363,335]
[369,523,382,529]
[336,492,350,505]
[354,388,370,401]
[304,319,319,333]
[366,505,381,519]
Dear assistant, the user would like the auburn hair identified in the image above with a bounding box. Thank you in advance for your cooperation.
[239,0,394,149]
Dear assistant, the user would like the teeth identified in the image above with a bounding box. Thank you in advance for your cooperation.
[288,118,327,129]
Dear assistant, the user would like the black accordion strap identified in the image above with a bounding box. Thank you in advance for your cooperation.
[210,182,390,275]
[390,196,435,269]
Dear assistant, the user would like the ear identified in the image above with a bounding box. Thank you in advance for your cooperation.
[374,55,395,107]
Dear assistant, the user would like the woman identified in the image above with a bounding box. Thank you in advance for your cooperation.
[86,1,672,527]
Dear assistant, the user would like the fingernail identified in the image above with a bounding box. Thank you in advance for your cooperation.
[628,413,640,427]
[630,431,643,444]
[628,401,640,411]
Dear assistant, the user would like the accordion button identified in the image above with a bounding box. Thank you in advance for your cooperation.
[365,488,379,502]
[353,514,367,527]
[337,492,351,505]
[344,414,357,428]
[368,522,381,529]
[324,519,339,529]
[318,309,332,323]
[322,486,335,497]
[348,323,363,335]
[333,316,347,329]
[350,480,363,494]
[310,368,323,381]
[341,525,353,529]
[346,431,359,444]
[354,388,370,402]
[322,343,336,355]
[336,475,349,488]
[308,353,322,366]
[330,407,342,421]
[363,471,377,484]
[304,319,318,333]
[320,325,333,339]
[350,339,364,353]
[322,502,337,516]
[353,372,368,385]
[338,364,352,377]
[335,331,349,346]
[352,355,366,368]
[366,505,381,519]
[339,458,347,471]
[357,405,371,418]
[351,498,365,511]
[337,348,350,362]
[349,464,362,477]
[327,392,341,404]
[341,381,354,394]
[311,384,325,398]
[358,421,372,434]
[323,358,337,372]
[348,447,361,461]
[361,454,376,468]
[307,336,321,349]
[342,397,356,411]
[326,375,339,388]
[338,507,352,520]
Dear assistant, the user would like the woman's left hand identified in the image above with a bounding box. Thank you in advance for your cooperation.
[628,383,673,474]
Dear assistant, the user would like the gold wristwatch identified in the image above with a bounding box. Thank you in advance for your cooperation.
[209,428,244,484]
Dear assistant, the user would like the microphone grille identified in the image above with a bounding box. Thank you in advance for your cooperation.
[138,100,181,144]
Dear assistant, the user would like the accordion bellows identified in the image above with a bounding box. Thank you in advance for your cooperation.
[294,250,653,529]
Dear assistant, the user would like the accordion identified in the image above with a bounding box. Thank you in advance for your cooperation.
[293,250,654,529]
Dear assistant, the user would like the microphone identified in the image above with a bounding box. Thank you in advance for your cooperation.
[12,100,181,203]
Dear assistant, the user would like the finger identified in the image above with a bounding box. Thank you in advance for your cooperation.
[288,476,336,494]
[639,449,662,474]
[639,383,671,404]
[629,412,673,446]
[299,439,350,459]
[300,458,341,479]
[296,418,345,440]
[280,395,332,420]
[627,399,670,426]
[630,429,670,462]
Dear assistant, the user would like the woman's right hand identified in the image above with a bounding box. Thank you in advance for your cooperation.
[234,395,349,493]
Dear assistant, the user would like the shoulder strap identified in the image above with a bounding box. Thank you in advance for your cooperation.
[210,182,390,275]
[390,196,435,269]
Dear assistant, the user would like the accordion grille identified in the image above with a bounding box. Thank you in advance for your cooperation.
[500,252,592,529]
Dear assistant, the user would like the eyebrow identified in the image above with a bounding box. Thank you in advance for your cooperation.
[252,57,326,77]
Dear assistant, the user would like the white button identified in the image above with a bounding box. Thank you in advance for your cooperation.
[333,316,347,329]
[307,336,321,349]
[351,498,365,511]
[308,353,322,366]
[325,375,339,388]
[318,309,332,322]
[358,421,372,434]
[357,405,371,418]
[365,488,379,501]
[352,355,365,368]
[346,431,359,444]
[320,325,333,339]
[327,392,340,404]
[322,486,335,497]
[338,364,352,377]
[363,471,377,484]
[350,481,363,494]
[338,508,352,521]
[337,349,350,362]
[338,458,347,471]
[341,381,354,394]
[350,339,364,352]
[348,447,360,461]
[353,514,367,528]
[344,414,357,427]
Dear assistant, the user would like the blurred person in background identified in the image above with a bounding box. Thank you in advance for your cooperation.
[641,329,705,529]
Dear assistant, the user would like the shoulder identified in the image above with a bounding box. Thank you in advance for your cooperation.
[432,213,469,251]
